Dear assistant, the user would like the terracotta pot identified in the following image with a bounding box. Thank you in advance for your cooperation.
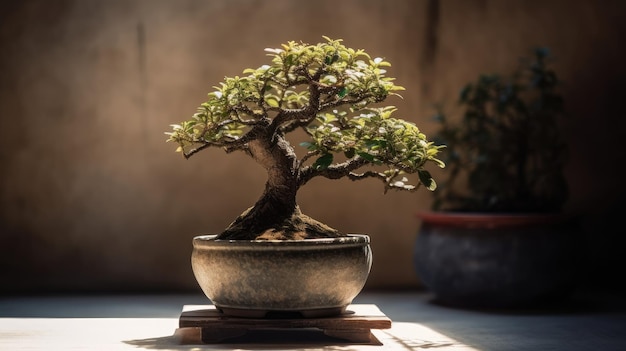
[414,212,584,308]
[191,234,372,318]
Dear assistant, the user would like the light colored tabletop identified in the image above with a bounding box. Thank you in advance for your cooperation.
[1,291,625,350]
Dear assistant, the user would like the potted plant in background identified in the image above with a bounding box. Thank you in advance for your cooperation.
[414,48,583,308]
[166,37,444,318]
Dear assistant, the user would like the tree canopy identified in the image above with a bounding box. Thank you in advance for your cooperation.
[167,36,444,195]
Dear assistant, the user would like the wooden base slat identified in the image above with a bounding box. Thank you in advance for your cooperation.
[177,304,391,344]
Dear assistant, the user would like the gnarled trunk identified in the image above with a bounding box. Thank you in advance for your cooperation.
[217,131,342,240]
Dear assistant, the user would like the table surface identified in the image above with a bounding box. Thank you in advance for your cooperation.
[1,291,626,350]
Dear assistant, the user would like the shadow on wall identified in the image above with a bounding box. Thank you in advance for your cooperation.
[1,0,626,294]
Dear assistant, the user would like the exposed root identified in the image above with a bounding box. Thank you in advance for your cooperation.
[218,206,345,240]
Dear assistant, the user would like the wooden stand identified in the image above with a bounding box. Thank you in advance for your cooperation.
[174,304,391,344]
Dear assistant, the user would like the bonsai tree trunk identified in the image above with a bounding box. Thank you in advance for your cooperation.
[218,131,340,240]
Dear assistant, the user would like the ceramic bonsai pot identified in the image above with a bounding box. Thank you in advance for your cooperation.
[414,212,583,308]
[191,234,372,318]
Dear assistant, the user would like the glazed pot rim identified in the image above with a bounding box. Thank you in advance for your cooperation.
[193,233,370,249]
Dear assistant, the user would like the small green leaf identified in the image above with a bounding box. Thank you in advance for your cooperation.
[338,87,348,98]
[284,54,294,66]
[418,170,437,191]
[313,153,333,170]
[265,96,280,107]
[344,148,355,159]
[299,141,317,151]
[357,152,376,163]
[321,75,337,84]
[366,139,386,150]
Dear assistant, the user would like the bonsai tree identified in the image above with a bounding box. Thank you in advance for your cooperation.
[166,37,444,240]
[431,48,568,213]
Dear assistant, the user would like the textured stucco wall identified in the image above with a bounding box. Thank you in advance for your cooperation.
[1,0,625,293]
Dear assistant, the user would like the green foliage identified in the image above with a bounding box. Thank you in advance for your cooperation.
[432,48,568,212]
[166,37,444,193]
[307,105,443,190]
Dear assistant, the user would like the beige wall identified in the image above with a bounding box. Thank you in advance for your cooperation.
[1,0,625,293]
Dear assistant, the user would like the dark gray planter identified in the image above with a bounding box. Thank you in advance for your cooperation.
[414,212,583,308]
[191,234,372,318]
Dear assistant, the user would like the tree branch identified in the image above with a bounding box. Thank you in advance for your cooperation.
[182,141,220,159]
[266,76,321,136]
[230,104,266,123]
[346,170,386,182]
[347,171,420,193]
[298,157,368,187]
[182,124,265,159]
[319,93,377,110]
